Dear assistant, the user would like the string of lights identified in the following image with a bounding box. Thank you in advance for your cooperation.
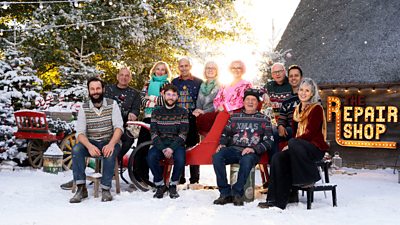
[1,0,115,9]
[0,16,132,36]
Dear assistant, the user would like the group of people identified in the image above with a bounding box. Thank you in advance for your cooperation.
[66,58,329,210]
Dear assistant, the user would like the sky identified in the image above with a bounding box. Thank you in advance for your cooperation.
[192,0,300,85]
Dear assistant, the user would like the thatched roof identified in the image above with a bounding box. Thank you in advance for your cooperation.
[277,0,400,86]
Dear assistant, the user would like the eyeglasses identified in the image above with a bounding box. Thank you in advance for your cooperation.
[271,70,284,75]
[231,67,242,70]
[206,67,216,70]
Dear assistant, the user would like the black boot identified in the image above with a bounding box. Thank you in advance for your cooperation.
[69,184,88,203]
[153,185,167,198]
[288,189,299,203]
[233,195,244,206]
[213,196,233,205]
[169,185,179,199]
[101,189,113,202]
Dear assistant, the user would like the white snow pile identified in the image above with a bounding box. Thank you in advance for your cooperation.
[0,166,399,225]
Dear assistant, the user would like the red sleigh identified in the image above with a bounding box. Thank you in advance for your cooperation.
[125,110,270,191]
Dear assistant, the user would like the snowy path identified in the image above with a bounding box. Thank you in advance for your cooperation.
[0,166,399,225]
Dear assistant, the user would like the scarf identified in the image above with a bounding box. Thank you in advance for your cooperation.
[200,79,217,96]
[148,74,168,96]
[293,102,327,140]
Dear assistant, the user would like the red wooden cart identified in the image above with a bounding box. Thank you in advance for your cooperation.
[13,110,77,170]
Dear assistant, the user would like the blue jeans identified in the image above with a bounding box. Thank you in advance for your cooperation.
[212,147,260,197]
[72,140,120,190]
[147,146,186,186]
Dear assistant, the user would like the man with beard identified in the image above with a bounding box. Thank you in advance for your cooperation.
[60,67,140,190]
[147,84,189,199]
[69,77,123,203]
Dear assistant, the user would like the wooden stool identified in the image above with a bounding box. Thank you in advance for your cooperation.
[295,160,338,209]
[72,157,120,198]
[297,183,337,209]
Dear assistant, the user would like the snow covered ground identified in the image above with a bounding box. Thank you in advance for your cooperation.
[0,165,399,225]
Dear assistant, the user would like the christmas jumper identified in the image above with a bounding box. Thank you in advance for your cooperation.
[171,75,203,112]
[219,110,274,155]
[150,105,189,151]
[104,84,141,124]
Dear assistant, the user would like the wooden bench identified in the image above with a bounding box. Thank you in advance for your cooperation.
[295,160,338,209]
[14,110,62,141]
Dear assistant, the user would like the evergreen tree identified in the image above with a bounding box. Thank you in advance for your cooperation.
[56,37,103,103]
[1,0,246,89]
[0,36,42,161]
[0,37,42,110]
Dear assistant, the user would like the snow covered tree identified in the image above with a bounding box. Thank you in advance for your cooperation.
[1,0,246,89]
[56,37,104,103]
[256,20,292,85]
[0,37,43,110]
[257,48,292,84]
[0,35,42,161]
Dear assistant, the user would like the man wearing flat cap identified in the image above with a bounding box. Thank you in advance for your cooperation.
[212,88,274,206]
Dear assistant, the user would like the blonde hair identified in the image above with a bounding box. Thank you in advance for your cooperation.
[149,61,172,80]
[203,61,219,79]
[229,60,246,74]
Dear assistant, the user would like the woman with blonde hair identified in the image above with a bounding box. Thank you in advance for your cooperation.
[135,61,171,182]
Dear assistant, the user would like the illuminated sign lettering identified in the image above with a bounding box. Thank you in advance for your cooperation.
[327,96,397,149]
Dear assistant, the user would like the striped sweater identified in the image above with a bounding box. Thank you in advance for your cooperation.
[150,105,189,151]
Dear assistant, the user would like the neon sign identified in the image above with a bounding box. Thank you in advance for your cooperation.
[327,95,397,149]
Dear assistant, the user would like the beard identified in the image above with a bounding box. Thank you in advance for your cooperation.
[90,93,104,104]
[165,99,176,107]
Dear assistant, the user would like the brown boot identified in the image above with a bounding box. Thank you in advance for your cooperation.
[69,184,88,203]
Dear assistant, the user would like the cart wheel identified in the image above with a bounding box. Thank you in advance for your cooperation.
[128,140,154,191]
[27,140,49,168]
[60,133,78,171]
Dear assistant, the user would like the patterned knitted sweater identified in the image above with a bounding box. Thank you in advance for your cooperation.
[220,110,274,155]
[171,75,203,112]
[104,84,141,124]
[263,79,292,115]
[151,105,189,151]
[278,94,300,128]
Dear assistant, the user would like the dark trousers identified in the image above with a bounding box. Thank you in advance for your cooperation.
[181,114,200,184]
[267,138,324,209]
[134,117,151,181]
[212,147,259,197]
[147,146,186,185]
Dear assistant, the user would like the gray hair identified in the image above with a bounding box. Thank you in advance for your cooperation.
[299,77,320,103]
[178,57,193,66]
